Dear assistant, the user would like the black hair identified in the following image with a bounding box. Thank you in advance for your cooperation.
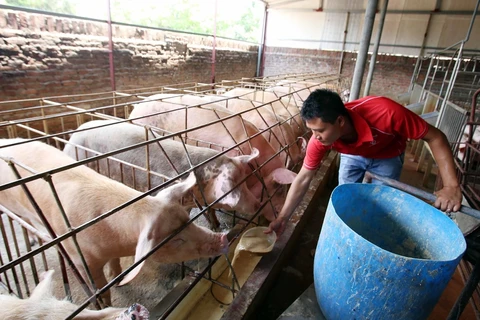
[301,89,349,124]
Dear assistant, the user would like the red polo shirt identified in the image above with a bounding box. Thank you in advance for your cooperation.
[303,96,429,170]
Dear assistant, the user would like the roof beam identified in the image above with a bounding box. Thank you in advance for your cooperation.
[268,7,479,15]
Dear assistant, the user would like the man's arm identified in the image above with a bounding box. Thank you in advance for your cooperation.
[265,166,317,236]
[422,124,462,212]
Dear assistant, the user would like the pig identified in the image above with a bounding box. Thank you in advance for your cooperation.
[266,80,322,105]
[63,119,262,219]
[128,94,298,221]
[221,87,308,140]
[457,125,480,162]
[202,94,306,169]
[0,138,229,305]
[0,269,149,320]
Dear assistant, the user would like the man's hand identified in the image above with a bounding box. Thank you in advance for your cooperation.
[434,186,462,213]
[423,125,462,213]
[264,216,287,237]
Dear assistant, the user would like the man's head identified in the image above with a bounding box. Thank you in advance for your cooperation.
[301,89,348,123]
[301,89,352,146]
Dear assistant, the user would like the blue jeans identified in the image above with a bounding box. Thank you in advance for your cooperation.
[338,153,405,185]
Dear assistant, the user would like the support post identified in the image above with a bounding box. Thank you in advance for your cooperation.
[211,0,218,84]
[338,12,350,75]
[349,0,378,101]
[364,0,388,96]
[107,0,116,91]
[257,6,269,77]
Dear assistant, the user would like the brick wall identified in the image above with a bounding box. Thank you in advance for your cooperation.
[0,8,418,110]
[0,8,259,102]
[263,47,418,100]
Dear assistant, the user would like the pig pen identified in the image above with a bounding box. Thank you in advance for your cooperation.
[0,72,343,319]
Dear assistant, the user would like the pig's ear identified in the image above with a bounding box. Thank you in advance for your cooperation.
[297,137,307,156]
[30,270,55,300]
[118,229,153,286]
[234,147,259,164]
[156,172,196,202]
[271,168,297,185]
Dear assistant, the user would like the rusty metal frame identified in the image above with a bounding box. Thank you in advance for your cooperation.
[454,89,480,212]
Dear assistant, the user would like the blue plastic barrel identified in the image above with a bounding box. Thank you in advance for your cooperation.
[314,183,466,320]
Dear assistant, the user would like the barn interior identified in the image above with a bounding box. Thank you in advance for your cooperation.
[1,0,480,319]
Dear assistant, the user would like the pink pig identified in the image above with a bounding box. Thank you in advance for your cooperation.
[129,94,298,221]
[222,87,308,140]
[64,119,262,219]
[203,94,306,169]
[0,139,229,305]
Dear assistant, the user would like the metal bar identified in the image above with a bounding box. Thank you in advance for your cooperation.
[0,217,21,297]
[463,0,480,43]
[349,0,378,101]
[447,250,480,320]
[211,0,217,84]
[106,0,116,91]
[411,11,432,89]
[338,12,350,75]
[364,171,480,220]
[45,176,97,290]
[3,162,97,300]
[259,9,269,76]
[268,7,480,15]
[0,4,256,43]
[364,0,388,96]
[0,205,51,242]
[8,218,30,297]
[21,227,39,286]
[57,249,72,300]
[256,3,268,77]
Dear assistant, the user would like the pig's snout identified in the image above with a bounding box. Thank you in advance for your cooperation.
[200,232,230,256]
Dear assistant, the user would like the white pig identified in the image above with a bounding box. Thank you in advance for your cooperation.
[0,270,149,320]
[202,94,306,168]
[221,87,308,139]
[63,120,262,218]
[0,139,229,305]
[267,80,323,104]
[129,94,298,221]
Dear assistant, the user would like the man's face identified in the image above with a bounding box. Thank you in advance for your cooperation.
[305,116,343,146]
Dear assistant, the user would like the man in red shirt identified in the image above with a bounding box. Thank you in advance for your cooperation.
[266,89,463,236]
